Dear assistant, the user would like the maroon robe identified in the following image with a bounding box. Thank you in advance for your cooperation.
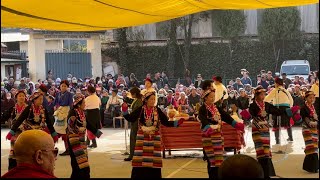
[1,163,57,178]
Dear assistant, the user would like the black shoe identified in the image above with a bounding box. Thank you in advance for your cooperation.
[88,144,97,148]
[124,157,132,161]
[59,150,70,156]
[287,138,293,142]
[276,140,280,144]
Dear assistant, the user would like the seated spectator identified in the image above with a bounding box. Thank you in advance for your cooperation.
[218,154,264,179]
[105,89,123,123]
[1,130,57,178]
[233,78,244,91]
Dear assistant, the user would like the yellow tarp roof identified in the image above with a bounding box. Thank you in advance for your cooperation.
[1,0,319,31]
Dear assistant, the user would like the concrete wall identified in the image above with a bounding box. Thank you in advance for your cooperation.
[20,39,63,55]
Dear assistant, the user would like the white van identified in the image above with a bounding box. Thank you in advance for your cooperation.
[280,60,310,80]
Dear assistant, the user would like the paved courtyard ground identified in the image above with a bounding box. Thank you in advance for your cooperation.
[1,127,319,178]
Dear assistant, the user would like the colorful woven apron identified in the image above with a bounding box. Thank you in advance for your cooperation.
[132,107,162,168]
[252,117,271,159]
[132,130,162,168]
[202,129,224,167]
[69,132,89,169]
[302,126,318,155]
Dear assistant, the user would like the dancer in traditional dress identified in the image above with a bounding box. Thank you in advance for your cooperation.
[264,78,294,144]
[7,90,28,170]
[249,86,285,178]
[141,78,157,106]
[53,80,73,156]
[123,92,184,179]
[6,91,58,169]
[84,85,102,148]
[124,87,143,161]
[198,87,244,179]
[300,91,319,173]
[67,94,103,178]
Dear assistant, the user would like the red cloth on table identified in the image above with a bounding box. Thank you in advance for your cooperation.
[1,163,57,178]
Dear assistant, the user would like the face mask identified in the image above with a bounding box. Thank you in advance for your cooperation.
[72,80,77,83]
[67,78,71,81]
[229,94,235,98]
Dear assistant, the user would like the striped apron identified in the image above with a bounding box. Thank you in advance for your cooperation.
[302,122,318,156]
[202,128,224,167]
[132,129,162,168]
[252,117,271,159]
[69,132,89,169]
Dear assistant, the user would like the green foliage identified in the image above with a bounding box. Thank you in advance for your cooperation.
[102,36,319,82]
[258,7,301,42]
[213,10,247,40]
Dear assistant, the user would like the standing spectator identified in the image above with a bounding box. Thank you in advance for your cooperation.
[128,73,139,88]
[258,75,269,90]
[256,75,261,86]
[1,92,15,123]
[161,72,169,87]
[194,74,204,89]
[292,85,304,107]
[212,76,228,110]
[185,69,192,87]
[237,88,250,123]
[1,130,57,178]
[266,71,275,85]
[281,73,292,89]
[28,82,35,95]
[233,78,244,91]
[47,70,54,80]
[100,90,109,127]
[227,90,238,110]
[154,72,164,89]
[18,79,29,91]
[241,71,252,86]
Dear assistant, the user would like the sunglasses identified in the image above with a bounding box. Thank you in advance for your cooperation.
[40,147,59,157]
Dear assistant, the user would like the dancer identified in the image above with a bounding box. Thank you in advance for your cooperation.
[141,78,157,105]
[264,78,294,144]
[53,80,73,156]
[124,87,143,161]
[85,85,101,148]
[198,87,244,179]
[7,90,28,170]
[300,91,319,173]
[249,86,286,178]
[67,94,103,178]
[6,91,58,169]
[124,92,183,179]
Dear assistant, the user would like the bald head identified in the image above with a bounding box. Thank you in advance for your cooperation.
[14,130,56,175]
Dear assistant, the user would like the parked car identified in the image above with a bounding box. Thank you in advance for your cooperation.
[279,60,310,80]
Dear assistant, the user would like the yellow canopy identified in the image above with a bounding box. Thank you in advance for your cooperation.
[1,0,318,31]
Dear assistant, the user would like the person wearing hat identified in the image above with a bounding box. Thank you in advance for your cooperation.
[264,78,294,144]
[198,86,244,179]
[6,90,58,169]
[67,94,102,178]
[212,76,228,109]
[123,91,184,179]
[300,91,319,173]
[84,85,102,148]
[249,86,286,178]
[53,80,73,156]
[141,78,157,106]
[6,90,28,170]
[281,73,292,89]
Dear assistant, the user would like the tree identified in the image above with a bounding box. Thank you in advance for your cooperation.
[166,19,178,78]
[214,10,246,79]
[115,28,129,75]
[258,7,301,72]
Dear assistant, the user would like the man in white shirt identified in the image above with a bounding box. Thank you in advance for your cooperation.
[85,85,102,148]
[212,76,228,110]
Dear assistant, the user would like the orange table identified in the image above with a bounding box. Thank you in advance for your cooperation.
[160,121,244,158]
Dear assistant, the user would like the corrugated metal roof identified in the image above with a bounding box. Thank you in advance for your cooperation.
[1,32,29,42]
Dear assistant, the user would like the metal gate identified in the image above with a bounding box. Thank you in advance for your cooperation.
[45,51,92,79]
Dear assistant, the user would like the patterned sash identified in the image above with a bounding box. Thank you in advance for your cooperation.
[132,130,162,168]
[202,131,224,167]
[252,118,271,159]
